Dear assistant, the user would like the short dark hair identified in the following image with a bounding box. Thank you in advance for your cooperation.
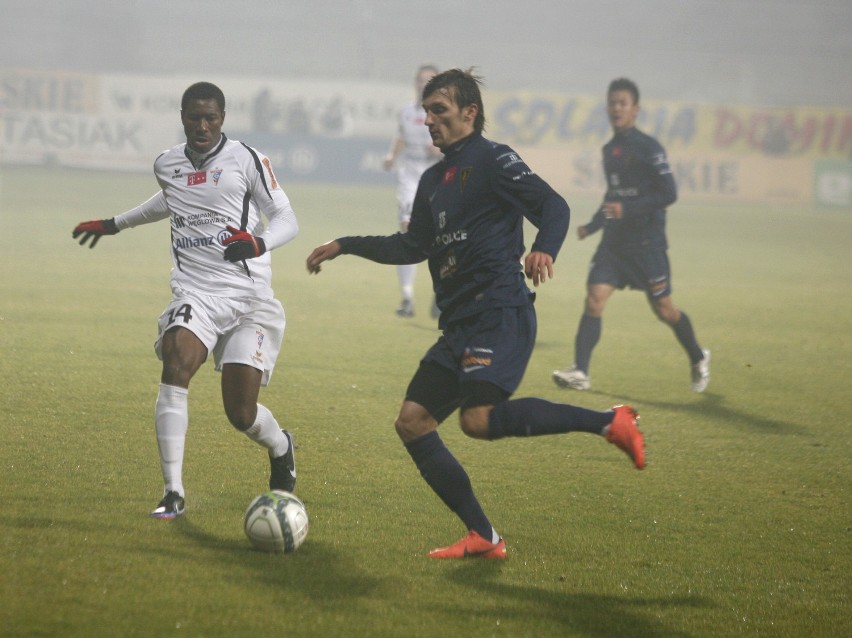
[422,67,486,134]
[181,82,226,112]
[608,78,639,104]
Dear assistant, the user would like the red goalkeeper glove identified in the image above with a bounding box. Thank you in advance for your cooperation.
[222,225,266,262]
[72,218,119,248]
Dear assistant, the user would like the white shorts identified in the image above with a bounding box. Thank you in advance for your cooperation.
[154,290,285,386]
[396,171,422,225]
[396,188,416,225]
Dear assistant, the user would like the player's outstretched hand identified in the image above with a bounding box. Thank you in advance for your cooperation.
[524,251,554,287]
[306,240,342,274]
[72,218,119,248]
[222,225,266,262]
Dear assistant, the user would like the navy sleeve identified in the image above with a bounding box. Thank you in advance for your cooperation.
[337,232,427,264]
[620,138,677,218]
[583,206,606,235]
[491,146,570,260]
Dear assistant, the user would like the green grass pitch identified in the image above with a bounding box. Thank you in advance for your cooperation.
[1,166,850,637]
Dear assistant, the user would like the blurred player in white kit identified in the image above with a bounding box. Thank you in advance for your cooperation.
[383,64,443,317]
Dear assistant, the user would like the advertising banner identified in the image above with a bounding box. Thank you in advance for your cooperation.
[0,68,409,172]
[2,68,850,206]
[487,90,852,161]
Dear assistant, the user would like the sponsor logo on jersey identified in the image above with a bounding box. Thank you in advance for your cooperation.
[498,152,523,169]
[173,235,217,249]
[442,167,457,184]
[262,157,279,190]
[460,167,472,192]
[171,168,183,180]
[462,347,493,372]
[439,249,457,279]
[434,228,468,248]
[187,171,207,186]
[174,212,230,228]
[511,170,537,182]
[610,187,639,197]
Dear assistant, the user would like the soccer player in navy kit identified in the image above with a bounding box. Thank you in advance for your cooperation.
[553,78,710,393]
[72,82,299,519]
[307,69,645,559]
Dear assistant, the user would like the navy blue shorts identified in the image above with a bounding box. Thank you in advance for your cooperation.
[588,244,672,298]
[405,304,536,422]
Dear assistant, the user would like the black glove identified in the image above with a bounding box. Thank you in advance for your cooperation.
[223,225,266,262]
[72,218,119,248]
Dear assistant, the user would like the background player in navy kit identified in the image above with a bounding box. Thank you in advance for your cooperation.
[383,64,443,317]
[72,82,299,519]
[307,68,645,559]
[553,78,710,393]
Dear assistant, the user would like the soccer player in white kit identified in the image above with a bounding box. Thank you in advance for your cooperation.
[383,65,442,317]
[73,82,299,519]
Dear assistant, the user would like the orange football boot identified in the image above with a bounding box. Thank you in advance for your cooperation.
[605,405,645,469]
[429,530,507,559]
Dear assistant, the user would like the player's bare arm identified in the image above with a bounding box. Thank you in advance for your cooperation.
[306,240,342,274]
[524,251,554,287]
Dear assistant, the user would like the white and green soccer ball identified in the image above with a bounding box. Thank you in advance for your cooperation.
[244,490,309,553]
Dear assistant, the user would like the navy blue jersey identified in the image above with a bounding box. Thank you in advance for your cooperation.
[585,127,676,251]
[338,132,570,326]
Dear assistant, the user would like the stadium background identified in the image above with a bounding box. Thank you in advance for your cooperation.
[1,0,850,208]
[1,5,850,636]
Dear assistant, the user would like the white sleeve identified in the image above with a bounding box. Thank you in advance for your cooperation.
[260,195,299,251]
[114,191,169,230]
[250,153,299,251]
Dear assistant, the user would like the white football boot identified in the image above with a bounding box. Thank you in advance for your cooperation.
[552,365,591,390]
[691,349,711,392]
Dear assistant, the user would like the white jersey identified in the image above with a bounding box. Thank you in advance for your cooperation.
[395,102,441,218]
[114,135,298,299]
[397,101,436,166]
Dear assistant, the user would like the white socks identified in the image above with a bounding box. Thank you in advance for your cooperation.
[155,384,189,497]
[155,388,288,498]
[243,403,289,458]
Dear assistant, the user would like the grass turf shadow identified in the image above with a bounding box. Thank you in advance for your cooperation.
[442,560,711,638]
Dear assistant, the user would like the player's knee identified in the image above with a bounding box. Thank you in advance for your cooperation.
[653,301,680,325]
[459,407,491,440]
[160,361,195,388]
[394,403,433,442]
[584,295,605,316]
[225,402,257,431]
[657,310,675,324]
[394,415,413,441]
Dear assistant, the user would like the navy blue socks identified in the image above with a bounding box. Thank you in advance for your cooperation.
[404,431,493,540]
[575,313,601,374]
[672,312,704,364]
[487,398,612,439]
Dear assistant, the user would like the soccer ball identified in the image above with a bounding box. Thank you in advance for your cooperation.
[244,490,309,553]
